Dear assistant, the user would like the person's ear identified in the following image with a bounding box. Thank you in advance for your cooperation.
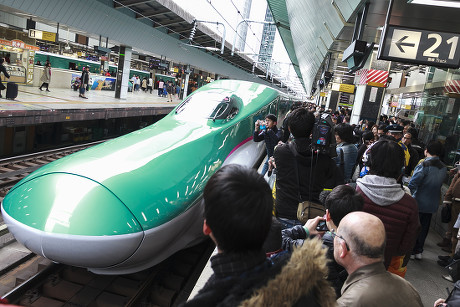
[339,241,348,258]
[203,219,212,236]
[326,209,331,222]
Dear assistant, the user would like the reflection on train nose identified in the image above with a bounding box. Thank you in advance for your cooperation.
[2,173,144,268]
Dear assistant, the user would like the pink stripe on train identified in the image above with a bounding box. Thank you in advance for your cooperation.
[226,136,254,160]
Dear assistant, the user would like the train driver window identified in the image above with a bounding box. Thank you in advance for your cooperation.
[175,91,239,121]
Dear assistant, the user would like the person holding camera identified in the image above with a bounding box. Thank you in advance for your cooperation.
[281,184,364,297]
[253,114,282,176]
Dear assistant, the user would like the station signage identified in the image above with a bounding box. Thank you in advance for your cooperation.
[28,29,56,42]
[379,25,460,68]
[339,84,355,93]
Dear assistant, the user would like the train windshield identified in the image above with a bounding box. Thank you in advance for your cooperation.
[175,91,239,120]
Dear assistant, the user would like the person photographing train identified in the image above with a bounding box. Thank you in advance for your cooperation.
[253,114,282,176]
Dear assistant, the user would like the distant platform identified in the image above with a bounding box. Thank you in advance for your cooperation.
[0,85,179,126]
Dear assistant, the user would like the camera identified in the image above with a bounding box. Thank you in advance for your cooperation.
[260,124,266,130]
[316,220,328,231]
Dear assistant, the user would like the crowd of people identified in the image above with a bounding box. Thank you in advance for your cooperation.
[184,103,460,306]
[129,75,180,102]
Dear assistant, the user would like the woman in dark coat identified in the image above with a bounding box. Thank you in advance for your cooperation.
[0,58,10,98]
[79,66,90,99]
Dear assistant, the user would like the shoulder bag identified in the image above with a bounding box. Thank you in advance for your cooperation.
[287,142,325,223]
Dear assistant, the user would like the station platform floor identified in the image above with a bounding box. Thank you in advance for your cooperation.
[0,85,179,111]
[189,226,454,307]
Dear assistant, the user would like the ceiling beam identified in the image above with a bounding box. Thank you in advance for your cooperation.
[115,0,155,9]
[136,9,170,19]
[154,20,185,28]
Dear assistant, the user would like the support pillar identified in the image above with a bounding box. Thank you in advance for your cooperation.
[183,65,191,99]
[115,46,132,99]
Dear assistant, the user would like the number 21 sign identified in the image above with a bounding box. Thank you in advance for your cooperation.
[378,25,460,68]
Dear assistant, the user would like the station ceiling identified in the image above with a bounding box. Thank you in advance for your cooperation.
[0,0,289,91]
[268,0,460,94]
[112,0,269,81]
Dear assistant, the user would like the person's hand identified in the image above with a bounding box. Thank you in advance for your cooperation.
[304,216,326,236]
[255,120,260,131]
[434,298,446,307]
[268,156,276,170]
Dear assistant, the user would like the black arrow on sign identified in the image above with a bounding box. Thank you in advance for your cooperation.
[395,36,415,53]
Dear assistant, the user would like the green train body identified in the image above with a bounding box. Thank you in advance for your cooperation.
[1,80,295,274]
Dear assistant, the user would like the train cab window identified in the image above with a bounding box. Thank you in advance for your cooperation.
[175,91,239,121]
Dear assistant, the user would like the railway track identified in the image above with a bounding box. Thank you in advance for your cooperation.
[1,239,215,307]
[0,141,105,297]
[0,141,107,198]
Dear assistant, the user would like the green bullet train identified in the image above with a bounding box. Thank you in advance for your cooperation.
[1,79,295,274]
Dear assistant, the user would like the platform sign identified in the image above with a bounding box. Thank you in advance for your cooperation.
[28,29,56,42]
[339,84,355,93]
[378,25,460,68]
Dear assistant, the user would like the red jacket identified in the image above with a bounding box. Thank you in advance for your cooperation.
[358,187,420,268]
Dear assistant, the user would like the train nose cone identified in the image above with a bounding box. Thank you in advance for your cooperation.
[1,173,144,268]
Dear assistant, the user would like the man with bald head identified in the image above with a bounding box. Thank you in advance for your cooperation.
[334,212,423,306]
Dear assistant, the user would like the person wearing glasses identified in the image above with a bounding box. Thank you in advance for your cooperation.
[334,212,423,307]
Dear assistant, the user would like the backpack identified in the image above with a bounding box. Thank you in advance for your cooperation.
[311,113,336,158]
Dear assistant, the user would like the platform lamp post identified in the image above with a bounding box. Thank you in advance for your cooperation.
[231,20,275,56]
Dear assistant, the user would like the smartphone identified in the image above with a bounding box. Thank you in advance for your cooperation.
[316,220,328,231]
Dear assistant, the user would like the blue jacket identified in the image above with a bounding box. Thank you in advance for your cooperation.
[335,143,358,181]
[408,156,447,213]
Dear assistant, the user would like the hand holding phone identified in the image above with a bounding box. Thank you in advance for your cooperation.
[304,216,327,236]
[316,220,328,231]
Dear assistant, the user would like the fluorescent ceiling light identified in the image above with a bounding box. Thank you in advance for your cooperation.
[408,0,460,8]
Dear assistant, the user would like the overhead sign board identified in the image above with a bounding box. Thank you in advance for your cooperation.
[28,29,56,42]
[339,84,355,93]
[378,25,460,68]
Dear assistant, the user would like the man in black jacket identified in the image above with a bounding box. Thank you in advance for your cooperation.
[254,114,282,176]
[273,108,342,229]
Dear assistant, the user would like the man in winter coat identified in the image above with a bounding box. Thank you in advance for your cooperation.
[79,66,90,99]
[335,212,423,307]
[409,140,447,260]
[356,139,420,277]
[183,164,336,307]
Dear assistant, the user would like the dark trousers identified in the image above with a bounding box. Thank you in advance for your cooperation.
[413,212,432,254]
[40,82,49,90]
